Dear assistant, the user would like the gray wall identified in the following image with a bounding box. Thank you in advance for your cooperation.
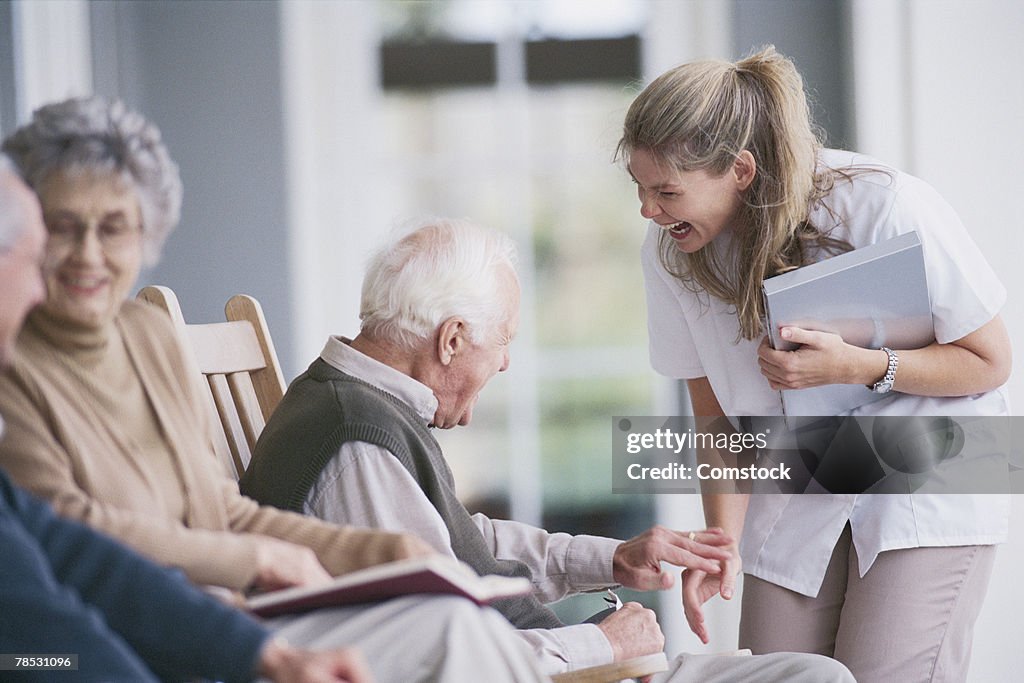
[0,1,16,137]
[91,0,296,376]
[732,0,852,149]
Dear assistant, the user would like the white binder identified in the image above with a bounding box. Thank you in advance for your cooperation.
[761,231,934,417]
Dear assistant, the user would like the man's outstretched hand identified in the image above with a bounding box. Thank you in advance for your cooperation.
[612,526,733,591]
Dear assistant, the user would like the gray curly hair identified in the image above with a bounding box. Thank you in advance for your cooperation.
[1,95,182,265]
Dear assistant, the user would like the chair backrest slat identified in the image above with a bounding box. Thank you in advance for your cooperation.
[226,294,285,422]
[227,371,266,472]
[136,285,285,480]
[207,373,250,477]
[186,322,267,373]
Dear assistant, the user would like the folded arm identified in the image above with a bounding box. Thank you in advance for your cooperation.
[0,382,266,589]
[4,475,267,683]
[0,365,426,593]
[757,315,1012,396]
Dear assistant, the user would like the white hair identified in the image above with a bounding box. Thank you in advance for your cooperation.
[0,153,27,251]
[360,218,518,350]
[1,95,182,266]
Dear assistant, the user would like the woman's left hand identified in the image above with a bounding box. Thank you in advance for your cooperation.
[680,542,741,645]
[757,327,878,390]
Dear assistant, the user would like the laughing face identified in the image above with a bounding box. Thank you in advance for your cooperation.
[37,169,144,330]
[628,148,755,253]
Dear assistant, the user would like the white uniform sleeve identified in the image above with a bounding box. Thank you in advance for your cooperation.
[303,443,616,674]
[887,177,1006,343]
[641,223,705,379]
[471,514,621,603]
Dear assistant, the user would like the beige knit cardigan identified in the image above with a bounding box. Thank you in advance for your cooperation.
[0,299,412,590]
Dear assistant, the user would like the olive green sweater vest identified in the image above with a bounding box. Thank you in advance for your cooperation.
[241,358,563,630]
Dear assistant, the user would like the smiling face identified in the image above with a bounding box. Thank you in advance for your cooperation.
[628,148,755,253]
[430,265,519,429]
[37,169,144,330]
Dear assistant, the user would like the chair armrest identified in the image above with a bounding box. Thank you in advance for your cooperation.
[551,652,669,683]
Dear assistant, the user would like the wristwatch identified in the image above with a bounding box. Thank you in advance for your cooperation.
[870,347,899,394]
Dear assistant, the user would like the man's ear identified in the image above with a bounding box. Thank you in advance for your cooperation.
[436,317,467,366]
[733,149,757,191]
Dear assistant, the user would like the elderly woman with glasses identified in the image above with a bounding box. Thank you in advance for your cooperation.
[0,95,549,683]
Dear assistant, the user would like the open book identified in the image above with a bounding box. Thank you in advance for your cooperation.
[246,555,532,618]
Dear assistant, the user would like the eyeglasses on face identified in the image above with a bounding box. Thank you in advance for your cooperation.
[44,215,141,250]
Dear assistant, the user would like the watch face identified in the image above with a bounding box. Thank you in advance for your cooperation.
[874,380,893,394]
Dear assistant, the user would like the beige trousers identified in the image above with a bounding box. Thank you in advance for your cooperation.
[265,595,547,682]
[739,524,996,683]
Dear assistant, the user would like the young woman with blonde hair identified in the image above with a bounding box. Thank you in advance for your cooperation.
[618,46,1011,682]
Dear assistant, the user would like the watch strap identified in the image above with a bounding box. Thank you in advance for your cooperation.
[870,347,898,393]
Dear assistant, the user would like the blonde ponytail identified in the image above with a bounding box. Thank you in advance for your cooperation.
[618,46,851,340]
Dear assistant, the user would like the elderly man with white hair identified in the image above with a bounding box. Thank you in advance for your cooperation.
[0,100,552,683]
[241,218,855,682]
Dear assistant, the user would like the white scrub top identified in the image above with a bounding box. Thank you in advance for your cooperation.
[642,149,1010,596]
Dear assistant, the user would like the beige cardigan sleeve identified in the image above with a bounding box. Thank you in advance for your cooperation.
[0,305,424,590]
[0,363,269,589]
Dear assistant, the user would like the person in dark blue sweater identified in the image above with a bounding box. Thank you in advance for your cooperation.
[0,156,374,683]
[0,465,270,682]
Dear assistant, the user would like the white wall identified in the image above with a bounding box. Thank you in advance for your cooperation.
[280,0,385,374]
[6,0,92,123]
[905,4,1024,679]
[850,2,1023,679]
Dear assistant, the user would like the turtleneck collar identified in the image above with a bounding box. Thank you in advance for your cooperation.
[24,304,118,356]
